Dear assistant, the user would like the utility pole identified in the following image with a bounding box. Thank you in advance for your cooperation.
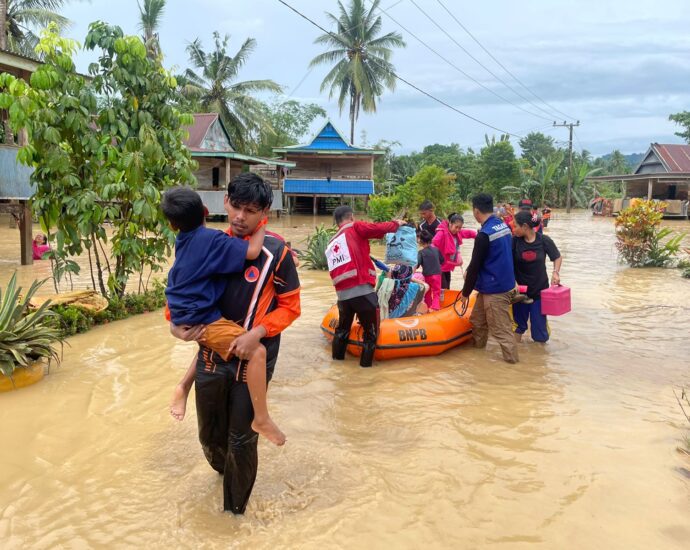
[553,120,580,213]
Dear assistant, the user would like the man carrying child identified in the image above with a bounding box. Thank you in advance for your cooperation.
[167,174,300,514]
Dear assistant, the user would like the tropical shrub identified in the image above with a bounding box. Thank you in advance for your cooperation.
[615,200,684,267]
[367,195,398,222]
[0,274,64,377]
[299,224,337,270]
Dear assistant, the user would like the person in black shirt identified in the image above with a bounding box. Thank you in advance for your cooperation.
[416,230,444,310]
[512,210,563,343]
[418,200,441,234]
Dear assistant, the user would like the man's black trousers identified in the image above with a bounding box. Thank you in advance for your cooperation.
[332,292,380,367]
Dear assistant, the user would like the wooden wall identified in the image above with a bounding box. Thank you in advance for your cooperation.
[194,157,244,190]
[286,155,372,180]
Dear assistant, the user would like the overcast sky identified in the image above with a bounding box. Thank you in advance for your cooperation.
[61,0,690,156]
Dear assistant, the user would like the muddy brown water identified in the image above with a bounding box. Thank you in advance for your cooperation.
[0,211,688,549]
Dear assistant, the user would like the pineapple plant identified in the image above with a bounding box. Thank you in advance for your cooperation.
[0,273,64,379]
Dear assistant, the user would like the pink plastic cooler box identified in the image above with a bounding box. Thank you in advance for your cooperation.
[541,285,571,316]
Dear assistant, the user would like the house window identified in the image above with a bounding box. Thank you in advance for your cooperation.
[212,167,220,188]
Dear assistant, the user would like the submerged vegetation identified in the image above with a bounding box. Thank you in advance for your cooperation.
[299,225,337,271]
[0,274,63,377]
[614,200,684,268]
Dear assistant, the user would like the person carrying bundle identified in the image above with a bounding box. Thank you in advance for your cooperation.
[326,206,404,368]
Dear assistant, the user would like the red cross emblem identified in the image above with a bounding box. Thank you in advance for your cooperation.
[333,244,340,253]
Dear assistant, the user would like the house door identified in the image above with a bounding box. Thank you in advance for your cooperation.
[668,184,677,200]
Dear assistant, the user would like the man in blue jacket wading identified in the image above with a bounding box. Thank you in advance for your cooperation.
[460,193,519,364]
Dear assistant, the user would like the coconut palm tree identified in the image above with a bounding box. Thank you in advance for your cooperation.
[182,32,282,151]
[309,0,405,145]
[138,0,165,59]
[0,0,71,57]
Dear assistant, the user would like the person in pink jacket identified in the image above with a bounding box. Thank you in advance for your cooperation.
[432,213,477,289]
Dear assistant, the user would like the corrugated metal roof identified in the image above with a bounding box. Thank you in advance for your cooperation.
[653,143,690,173]
[284,178,374,195]
[183,113,224,150]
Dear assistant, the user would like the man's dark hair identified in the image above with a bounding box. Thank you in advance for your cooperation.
[418,229,434,244]
[448,213,464,224]
[161,187,205,232]
[472,193,494,214]
[419,200,434,211]
[334,205,354,225]
[227,172,273,210]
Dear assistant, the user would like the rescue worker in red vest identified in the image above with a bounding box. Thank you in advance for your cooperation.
[327,205,404,367]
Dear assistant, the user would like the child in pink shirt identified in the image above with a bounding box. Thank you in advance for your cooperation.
[432,213,477,289]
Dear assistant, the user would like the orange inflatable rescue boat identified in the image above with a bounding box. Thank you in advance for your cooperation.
[320,290,475,361]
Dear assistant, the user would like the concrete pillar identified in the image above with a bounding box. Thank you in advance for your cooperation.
[225,157,231,186]
[647,179,653,200]
[19,202,33,266]
[313,195,318,215]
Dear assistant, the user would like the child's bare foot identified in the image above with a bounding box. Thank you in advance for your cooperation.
[252,417,286,446]
[170,384,189,421]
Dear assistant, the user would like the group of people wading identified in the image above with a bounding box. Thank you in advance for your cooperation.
[163,174,562,514]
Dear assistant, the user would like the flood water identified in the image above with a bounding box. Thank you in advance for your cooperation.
[1,211,689,549]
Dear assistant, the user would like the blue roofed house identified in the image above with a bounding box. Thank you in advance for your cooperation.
[273,120,383,214]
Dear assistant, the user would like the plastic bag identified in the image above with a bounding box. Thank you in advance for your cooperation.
[384,225,417,266]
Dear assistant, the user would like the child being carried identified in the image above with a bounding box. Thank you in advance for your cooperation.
[162,187,285,446]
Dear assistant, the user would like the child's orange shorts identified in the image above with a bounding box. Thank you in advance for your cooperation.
[203,318,246,361]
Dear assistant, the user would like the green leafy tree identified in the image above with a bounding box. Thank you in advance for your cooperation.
[518,132,557,166]
[309,0,405,144]
[0,0,71,56]
[0,22,197,298]
[669,111,690,143]
[394,164,457,215]
[138,0,166,59]
[256,99,326,157]
[479,136,521,199]
[182,32,282,152]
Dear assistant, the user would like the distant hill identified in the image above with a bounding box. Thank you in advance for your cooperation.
[601,152,645,168]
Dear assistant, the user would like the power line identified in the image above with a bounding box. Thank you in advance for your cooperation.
[276,0,527,140]
[408,0,570,122]
[369,0,554,123]
[434,0,578,122]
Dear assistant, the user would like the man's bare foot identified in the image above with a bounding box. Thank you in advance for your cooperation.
[170,384,188,421]
[252,417,286,446]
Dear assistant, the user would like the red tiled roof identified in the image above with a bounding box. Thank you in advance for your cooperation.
[182,113,219,149]
[652,143,690,173]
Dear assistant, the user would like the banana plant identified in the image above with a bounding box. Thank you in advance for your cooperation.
[0,273,64,377]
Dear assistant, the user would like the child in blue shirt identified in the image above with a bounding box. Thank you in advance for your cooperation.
[162,187,285,446]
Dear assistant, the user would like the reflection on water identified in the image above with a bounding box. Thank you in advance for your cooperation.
[0,211,689,549]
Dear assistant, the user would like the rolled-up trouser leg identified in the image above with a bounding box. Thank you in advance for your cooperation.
[485,291,520,363]
[333,299,356,359]
[355,293,380,367]
[469,293,488,348]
